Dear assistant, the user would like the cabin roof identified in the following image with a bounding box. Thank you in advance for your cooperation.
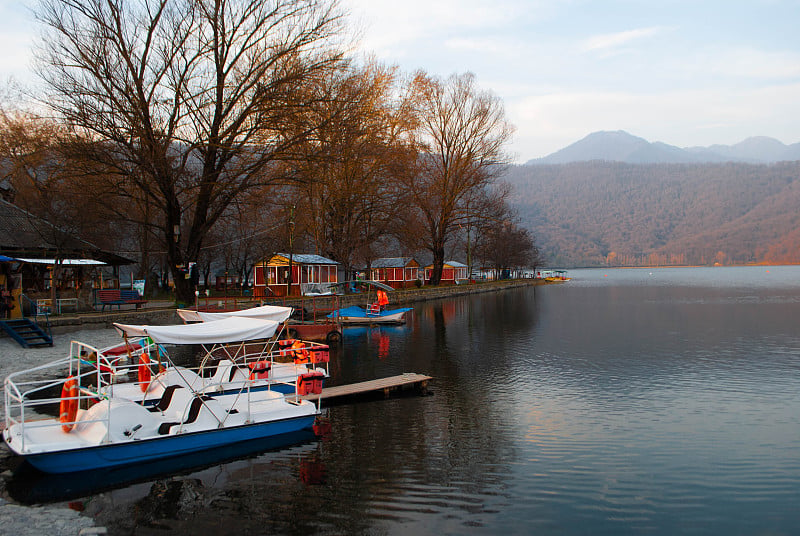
[424,260,468,269]
[370,257,418,269]
[267,253,339,266]
[0,199,134,265]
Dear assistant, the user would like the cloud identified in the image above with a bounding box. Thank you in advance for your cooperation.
[707,47,800,80]
[345,0,530,58]
[506,82,800,161]
[581,27,663,52]
[445,37,510,54]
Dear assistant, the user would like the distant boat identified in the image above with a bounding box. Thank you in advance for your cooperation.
[538,269,571,282]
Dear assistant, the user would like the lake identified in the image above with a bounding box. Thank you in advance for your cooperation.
[5,266,800,535]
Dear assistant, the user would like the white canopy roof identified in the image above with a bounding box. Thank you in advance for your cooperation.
[15,258,106,265]
[176,305,293,324]
[113,317,280,345]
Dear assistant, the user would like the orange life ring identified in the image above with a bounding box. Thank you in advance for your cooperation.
[59,376,79,432]
[138,353,152,392]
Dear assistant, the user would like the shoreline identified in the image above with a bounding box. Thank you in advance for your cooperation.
[3,278,550,337]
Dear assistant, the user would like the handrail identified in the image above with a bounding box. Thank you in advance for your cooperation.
[19,293,41,319]
[18,293,53,341]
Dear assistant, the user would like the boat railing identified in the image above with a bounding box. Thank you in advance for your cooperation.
[4,344,323,454]
[4,350,109,452]
[201,340,330,376]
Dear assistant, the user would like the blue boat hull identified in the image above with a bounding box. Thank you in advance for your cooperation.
[8,429,318,504]
[22,414,317,474]
[329,306,412,324]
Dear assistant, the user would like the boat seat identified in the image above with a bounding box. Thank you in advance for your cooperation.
[147,367,203,397]
[209,360,234,383]
[148,384,184,413]
[158,396,203,435]
[205,359,249,392]
[158,394,223,435]
[157,421,180,435]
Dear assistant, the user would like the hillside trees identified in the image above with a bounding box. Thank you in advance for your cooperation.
[34,0,346,302]
[505,161,800,266]
[401,72,514,284]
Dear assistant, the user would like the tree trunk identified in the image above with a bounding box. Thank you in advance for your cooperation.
[430,246,445,285]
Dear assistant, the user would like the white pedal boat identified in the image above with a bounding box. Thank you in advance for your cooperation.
[3,318,324,474]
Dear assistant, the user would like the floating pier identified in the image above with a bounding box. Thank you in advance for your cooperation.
[304,373,432,403]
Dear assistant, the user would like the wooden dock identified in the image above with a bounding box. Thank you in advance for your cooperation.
[304,373,432,403]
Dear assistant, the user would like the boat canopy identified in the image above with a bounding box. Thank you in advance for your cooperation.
[176,305,293,324]
[327,280,394,294]
[113,317,280,345]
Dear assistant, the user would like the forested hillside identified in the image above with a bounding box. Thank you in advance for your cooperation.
[503,161,800,267]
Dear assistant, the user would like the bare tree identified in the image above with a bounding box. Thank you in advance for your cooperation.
[474,218,541,278]
[402,72,514,285]
[206,192,286,291]
[34,0,346,302]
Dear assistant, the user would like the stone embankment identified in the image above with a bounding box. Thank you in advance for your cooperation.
[384,278,543,304]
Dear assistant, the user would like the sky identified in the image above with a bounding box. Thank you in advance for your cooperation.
[2,0,799,163]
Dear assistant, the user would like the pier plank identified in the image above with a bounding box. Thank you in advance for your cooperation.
[303,373,431,402]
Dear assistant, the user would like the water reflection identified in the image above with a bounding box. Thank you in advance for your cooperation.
[6,429,320,505]
[3,269,800,534]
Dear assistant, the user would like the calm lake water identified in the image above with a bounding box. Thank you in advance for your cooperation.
[5,266,800,535]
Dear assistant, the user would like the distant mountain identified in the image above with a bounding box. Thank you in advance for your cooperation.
[504,160,800,267]
[527,131,800,165]
[686,136,800,163]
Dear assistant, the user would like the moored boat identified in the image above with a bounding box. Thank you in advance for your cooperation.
[329,305,413,324]
[326,280,413,324]
[3,317,323,474]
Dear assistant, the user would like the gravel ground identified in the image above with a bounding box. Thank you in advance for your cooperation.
[0,328,119,536]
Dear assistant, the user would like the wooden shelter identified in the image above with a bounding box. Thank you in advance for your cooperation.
[0,200,133,313]
[424,260,468,285]
[368,257,421,289]
[253,253,339,298]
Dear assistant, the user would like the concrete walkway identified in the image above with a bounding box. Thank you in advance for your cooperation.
[0,327,118,535]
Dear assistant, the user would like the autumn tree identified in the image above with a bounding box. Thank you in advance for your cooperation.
[283,60,417,276]
[402,72,514,285]
[34,0,346,302]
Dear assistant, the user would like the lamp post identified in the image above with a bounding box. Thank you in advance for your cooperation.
[288,204,295,297]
